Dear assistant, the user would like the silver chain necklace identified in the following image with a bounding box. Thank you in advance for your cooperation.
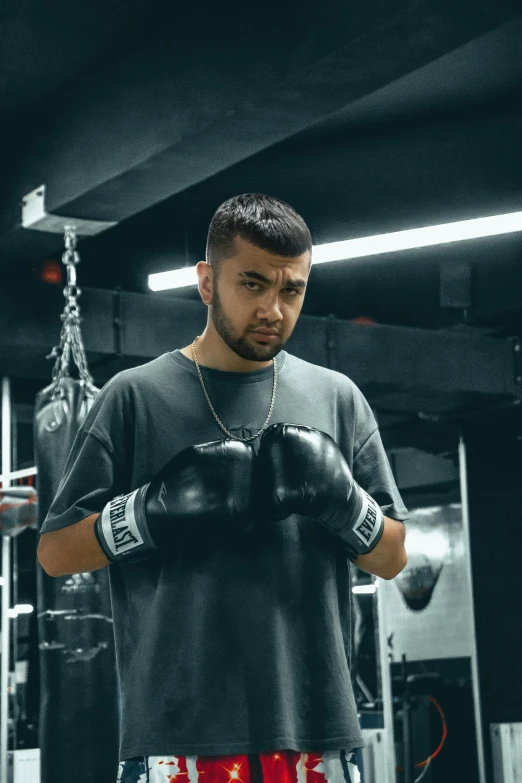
[191,335,277,443]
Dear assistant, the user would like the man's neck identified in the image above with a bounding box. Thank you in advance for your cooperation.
[179,337,273,372]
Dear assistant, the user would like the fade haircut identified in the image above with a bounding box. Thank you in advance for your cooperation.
[206,193,312,277]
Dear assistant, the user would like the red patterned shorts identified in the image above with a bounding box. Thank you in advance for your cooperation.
[117,749,361,782]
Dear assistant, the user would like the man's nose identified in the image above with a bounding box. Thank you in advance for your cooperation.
[256,291,283,322]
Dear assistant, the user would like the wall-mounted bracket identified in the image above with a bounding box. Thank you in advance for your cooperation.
[22,185,117,236]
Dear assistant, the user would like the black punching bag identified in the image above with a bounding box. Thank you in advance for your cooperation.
[34,377,120,783]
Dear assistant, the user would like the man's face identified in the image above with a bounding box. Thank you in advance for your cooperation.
[208,236,311,362]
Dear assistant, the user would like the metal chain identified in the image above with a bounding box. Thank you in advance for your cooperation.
[191,335,277,443]
[46,226,97,398]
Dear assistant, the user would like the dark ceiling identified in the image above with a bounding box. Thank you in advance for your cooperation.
[1,0,165,122]
[1,2,522,335]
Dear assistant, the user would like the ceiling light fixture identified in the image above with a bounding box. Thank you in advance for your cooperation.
[352,584,377,595]
[312,209,522,265]
[7,604,34,618]
[149,264,199,291]
[148,209,522,291]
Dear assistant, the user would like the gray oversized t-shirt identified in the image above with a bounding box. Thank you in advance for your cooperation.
[41,348,409,760]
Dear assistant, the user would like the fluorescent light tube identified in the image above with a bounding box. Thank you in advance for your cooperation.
[149,265,199,291]
[148,210,522,291]
[7,604,34,618]
[14,604,34,614]
[312,210,522,265]
[352,584,377,595]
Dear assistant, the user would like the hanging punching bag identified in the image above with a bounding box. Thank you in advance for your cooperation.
[34,227,119,783]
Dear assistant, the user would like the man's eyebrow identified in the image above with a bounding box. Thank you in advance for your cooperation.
[238,270,307,288]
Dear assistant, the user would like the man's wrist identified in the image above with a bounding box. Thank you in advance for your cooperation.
[343,482,384,552]
[321,480,384,557]
[94,486,158,563]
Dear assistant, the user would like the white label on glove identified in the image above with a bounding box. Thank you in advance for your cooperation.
[352,489,383,549]
[99,490,144,558]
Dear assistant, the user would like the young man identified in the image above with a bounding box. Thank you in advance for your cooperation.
[38,193,408,783]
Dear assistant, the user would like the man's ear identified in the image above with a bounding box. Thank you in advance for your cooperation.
[197,261,213,306]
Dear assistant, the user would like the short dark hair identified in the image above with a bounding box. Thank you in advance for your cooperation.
[206,193,312,275]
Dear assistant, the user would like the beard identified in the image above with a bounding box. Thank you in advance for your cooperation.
[210,284,284,362]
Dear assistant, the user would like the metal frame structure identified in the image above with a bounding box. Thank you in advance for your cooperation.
[373,436,489,783]
[0,378,12,783]
[458,435,487,783]
[1,378,12,783]
[1,378,38,783]
[376,577,397,782]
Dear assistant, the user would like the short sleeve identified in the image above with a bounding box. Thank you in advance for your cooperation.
[353,429,409,522]
[351,384,409,523]
[39,377,133,535]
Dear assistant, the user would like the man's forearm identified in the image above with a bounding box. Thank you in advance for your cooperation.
[353,516,407,580]
[37,513,110,577]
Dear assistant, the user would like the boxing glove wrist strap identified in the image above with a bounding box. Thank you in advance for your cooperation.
[94,485,158,563]
[323,480,384,557]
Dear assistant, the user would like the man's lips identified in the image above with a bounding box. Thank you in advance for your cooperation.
[252,329,279,336]
[251,331,279,341]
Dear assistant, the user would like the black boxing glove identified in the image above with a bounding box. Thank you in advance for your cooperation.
[255,423,384,560]
[94,438,255,563]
